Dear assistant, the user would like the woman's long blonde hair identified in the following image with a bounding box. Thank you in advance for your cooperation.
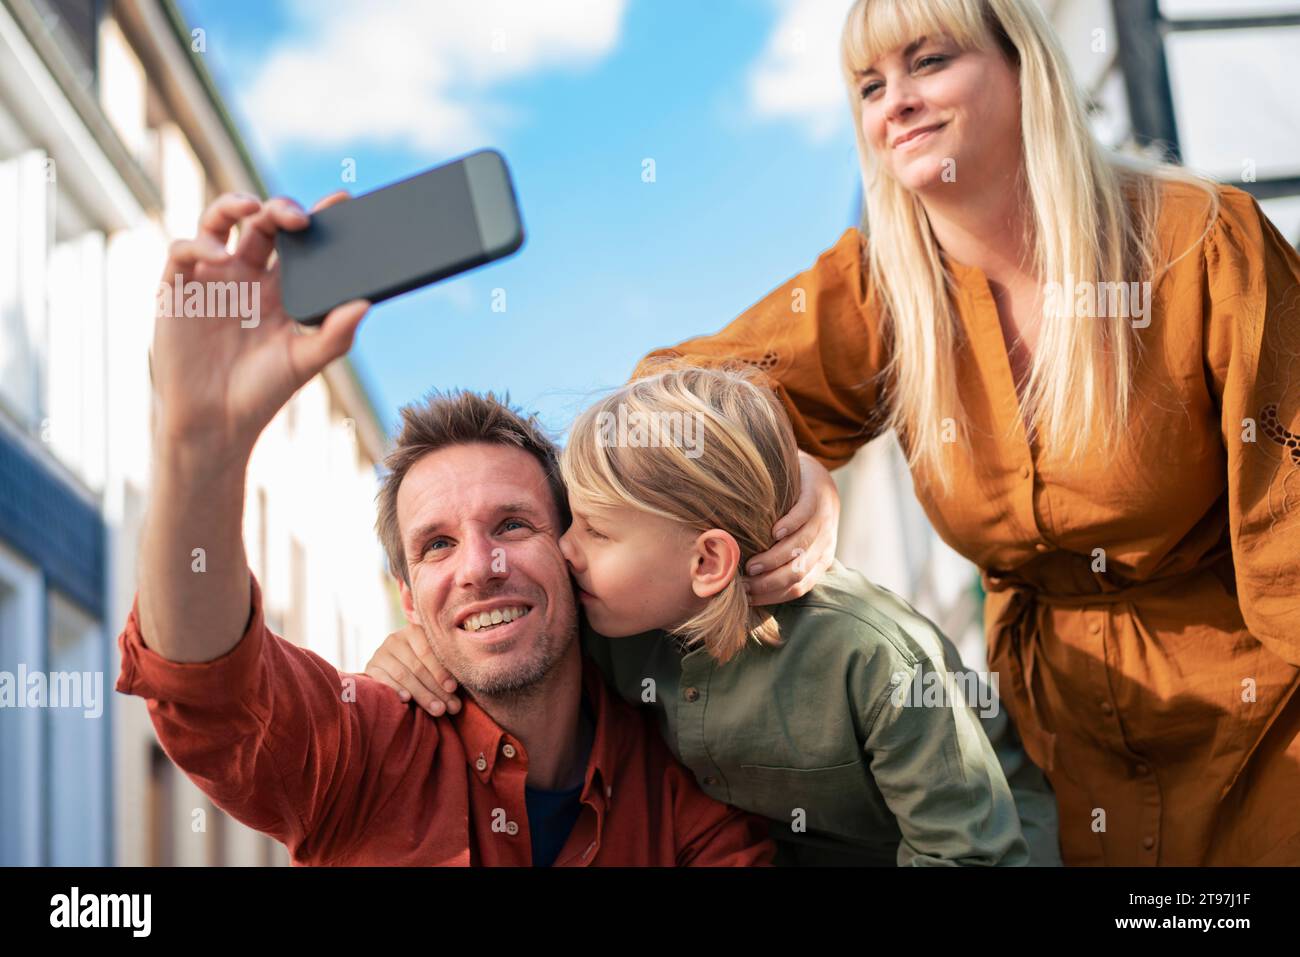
[840,0,1219,487]
[560,363,801,663]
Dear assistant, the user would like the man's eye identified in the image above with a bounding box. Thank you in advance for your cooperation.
[502,519,529,532]
[422,539,448,555]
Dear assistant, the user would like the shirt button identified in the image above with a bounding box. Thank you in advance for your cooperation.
[684,687,700,702]
[1090,622,1102,635]
[1100,701,1114,715]
[1142,836,1156,850]
[1034,542,1049,553]
[502,743,516,759]
[703,775,718,787]
[506,821,519,836]
[1019,465,1030,480]
[475,755,487,772]
[1136,762,1149,776]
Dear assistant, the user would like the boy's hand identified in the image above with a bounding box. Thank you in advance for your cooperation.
[365,623,461,716]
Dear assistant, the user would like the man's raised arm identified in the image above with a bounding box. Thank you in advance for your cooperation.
[138,190,369,661]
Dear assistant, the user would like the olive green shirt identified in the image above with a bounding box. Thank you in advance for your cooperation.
[580,559,1061,866]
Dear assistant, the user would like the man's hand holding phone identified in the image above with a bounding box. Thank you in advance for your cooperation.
[142,159,521,663]
[141,190,370,663]
[150,190,370,463]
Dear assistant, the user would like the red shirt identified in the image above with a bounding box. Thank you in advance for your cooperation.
[116,574,775,866]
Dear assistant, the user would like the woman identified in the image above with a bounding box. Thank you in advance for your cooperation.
[624,0,1300,866]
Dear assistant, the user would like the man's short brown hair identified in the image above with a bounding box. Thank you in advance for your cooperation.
[375,390,571,587]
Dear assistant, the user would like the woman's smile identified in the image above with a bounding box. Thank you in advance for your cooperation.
[893,122,947,150]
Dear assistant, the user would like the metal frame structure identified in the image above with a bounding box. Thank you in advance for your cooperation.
[1111,0,1300,200]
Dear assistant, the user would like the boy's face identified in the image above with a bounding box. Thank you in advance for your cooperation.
[395,442,578,696]
[558,496,706,638]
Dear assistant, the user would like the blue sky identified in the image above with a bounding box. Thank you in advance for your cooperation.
[176,0,863,439]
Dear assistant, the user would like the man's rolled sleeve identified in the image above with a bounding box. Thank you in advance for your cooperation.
[115,572,416,863]
[116,575,265,705]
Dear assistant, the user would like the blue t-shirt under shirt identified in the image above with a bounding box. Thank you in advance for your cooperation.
[523,692,595,867]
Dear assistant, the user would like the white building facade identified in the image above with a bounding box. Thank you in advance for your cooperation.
[0,0,397,866]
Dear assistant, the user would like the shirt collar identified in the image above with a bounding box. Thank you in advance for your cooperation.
[450,655,618,813]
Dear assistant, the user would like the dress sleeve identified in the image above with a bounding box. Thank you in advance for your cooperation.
[1204,186,1300,665]
[629,228,887,470]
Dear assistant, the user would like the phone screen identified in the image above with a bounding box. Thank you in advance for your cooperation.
[276,151,522,323]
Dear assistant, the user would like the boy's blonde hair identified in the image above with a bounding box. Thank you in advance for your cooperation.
[560,362,802,663]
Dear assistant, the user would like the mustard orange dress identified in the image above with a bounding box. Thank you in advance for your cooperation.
[631,181,1300,865]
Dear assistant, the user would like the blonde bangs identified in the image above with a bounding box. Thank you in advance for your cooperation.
[835,0,1219,491]
[840,0,995,82]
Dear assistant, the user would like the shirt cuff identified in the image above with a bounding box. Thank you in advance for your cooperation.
[115,573,268,706]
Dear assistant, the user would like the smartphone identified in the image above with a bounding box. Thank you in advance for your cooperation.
[275,149,525,324]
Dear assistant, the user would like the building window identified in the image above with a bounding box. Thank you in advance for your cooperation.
[146,743,174,867]
[33,0,102,91]
[46,588,107,864]
[0,150,53,433]
[288,537,306,646]
[0,542,43,865]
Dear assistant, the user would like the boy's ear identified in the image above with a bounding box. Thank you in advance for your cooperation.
[690,529,741,600]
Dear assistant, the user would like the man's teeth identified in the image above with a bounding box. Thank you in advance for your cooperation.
[461,606,532,632]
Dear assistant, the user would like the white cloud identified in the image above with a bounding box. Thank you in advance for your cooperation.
[746,0,856,141]
[237,0,629,160]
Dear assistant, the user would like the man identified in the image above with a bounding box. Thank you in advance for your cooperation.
[118,190,774,866]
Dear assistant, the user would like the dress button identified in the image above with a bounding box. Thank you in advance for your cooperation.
[502,743,516,759]
[1090,622,1102,635]
[1142,836,1156,850]
[703,775,718,787]
[1019,465,1030,480]
[1136,762,1149,775]
[475,755,487,772]
[684,687,700,702]
[1034,542,1049,553]
[1100,701,1114,715]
